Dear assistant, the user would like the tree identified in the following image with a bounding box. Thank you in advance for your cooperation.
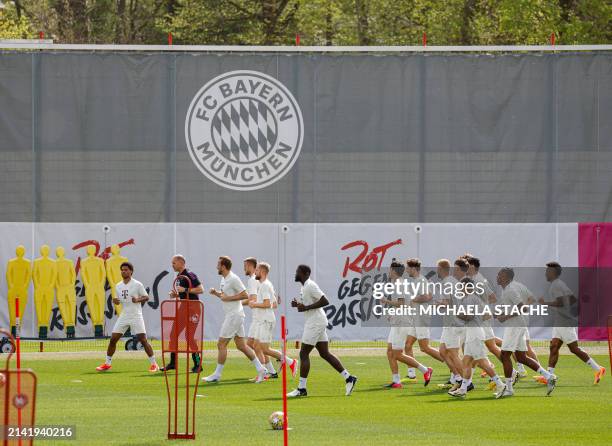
[3,0,609,45]
[0,1,34,39]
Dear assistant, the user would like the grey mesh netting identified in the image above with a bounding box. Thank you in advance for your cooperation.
[0,50,610,223]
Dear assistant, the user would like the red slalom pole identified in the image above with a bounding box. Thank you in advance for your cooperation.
[281,315,288,445]
[15,297,22,446]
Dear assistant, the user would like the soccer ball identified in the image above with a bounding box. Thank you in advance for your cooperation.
[268,411,284,430]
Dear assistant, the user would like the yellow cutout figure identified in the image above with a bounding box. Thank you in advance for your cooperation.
[5,245,32,337]
[81,245,106,337]
[55,246,77,338]
[105,244,128,316]
[33,245,57,339]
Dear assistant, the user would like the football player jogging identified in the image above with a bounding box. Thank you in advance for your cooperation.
[435,259,465,389]
[449,278,506,398]
[511,278,541,378]
[243,257,278,379]
[249,262,298,382]
[466,257,503,362]
[287,264,358,397]
[96,262,158,372]
[204,256,268,383]
[382,259,433,389]
[538,262,605,384]
[495,268,557,398]
[404,258,444,367]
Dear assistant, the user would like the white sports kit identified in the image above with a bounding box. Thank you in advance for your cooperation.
[299,279,329,346]
[252,279,277,343]
[112,279,148,335]
[219,271,247,339]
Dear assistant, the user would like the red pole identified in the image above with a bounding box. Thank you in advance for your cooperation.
[281,315,288,446]
[550,33,555,46]
[295,34,300,46]
[15,297,22,446]
[422,32,427,47]
[168,32,173,46]
[38,31,44,40]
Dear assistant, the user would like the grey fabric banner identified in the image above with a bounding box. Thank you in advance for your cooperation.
[0,51,610,223]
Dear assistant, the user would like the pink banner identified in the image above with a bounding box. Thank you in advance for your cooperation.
[578,222,612,340]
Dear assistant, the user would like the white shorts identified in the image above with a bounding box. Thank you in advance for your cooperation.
[464,339,487,360]
[112,314,146,335]
[407,315,431,340]
[219,314,245,339]
[302,322,328,346]
[551,326,578,344]
[440,327,465,349]
[253,320,275,344]
[501,327,528,352]
[387,327,411,350]
[247,320,258,339]
[525,328,531,341]
[482,325,496,341]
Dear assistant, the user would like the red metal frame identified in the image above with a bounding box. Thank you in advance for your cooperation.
[1,327,37,446]
[161,275,203,440]
[607,315,612,370]
[281,315,289,445]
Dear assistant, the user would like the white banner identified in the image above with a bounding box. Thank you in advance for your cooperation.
[0,223,577,340]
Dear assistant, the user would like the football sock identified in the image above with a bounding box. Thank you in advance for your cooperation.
[537,367,551,379]
[587,358,601,371]
[214,363,224,376]
[298,377,307,389]
[148,355,156,365]
[340,369,350,379]
[105,356,112,365]
[252,358,266,373]
[417,364,428,374]
[266,361,277,374]
[392,373,400,384]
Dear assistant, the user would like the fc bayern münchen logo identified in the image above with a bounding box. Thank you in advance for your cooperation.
[185,70,304,191]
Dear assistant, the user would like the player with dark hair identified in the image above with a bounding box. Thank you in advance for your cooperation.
[287,264,357,397]
[404,257,444,369]
[537,262,605,384]
[466,256,503,383]
[495,268,556,397]
[383,259,433,388]
[96,262,158,372]
[435,258,464,389]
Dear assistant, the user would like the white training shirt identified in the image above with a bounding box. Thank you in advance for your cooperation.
[246,274,259,297]
[461,293,486,341]
[547,278,574,325]
[409,274,431,325]
[435,275,460,327]
[386,277,408,326]
[499,281,528,327]
[472,271,495,302]
[254,279,277,323]
[299,279,328,326]
[220,271,246,317]
[115,279,147,318]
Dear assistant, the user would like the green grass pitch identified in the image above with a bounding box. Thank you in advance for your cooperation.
[21,352,611,445]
